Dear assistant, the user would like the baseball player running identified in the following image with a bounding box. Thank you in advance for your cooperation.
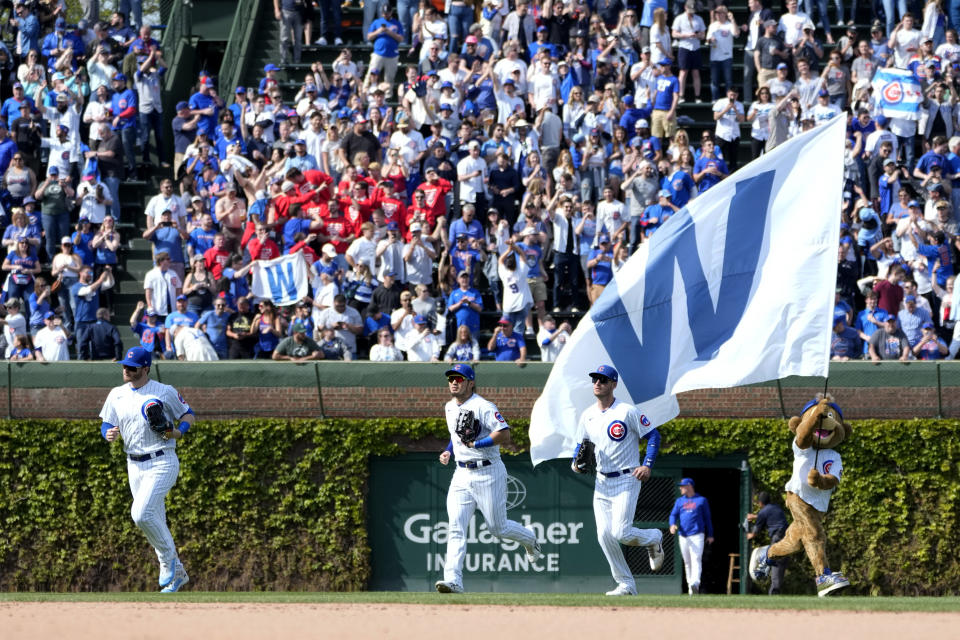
[572,364,665,596]
[436,363,543,593]
[99,346,195,593]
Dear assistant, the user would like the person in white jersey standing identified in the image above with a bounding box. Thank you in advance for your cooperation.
[435,363,543,593]
[572,364,665,596]
[99,346,195,593]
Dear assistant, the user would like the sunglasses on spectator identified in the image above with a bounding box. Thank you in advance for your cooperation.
[447,375,465,384]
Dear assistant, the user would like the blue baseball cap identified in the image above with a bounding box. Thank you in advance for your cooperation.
[905,294,917,302]
[235,87,245,94]
[589,364,619,382]
[43,311,55,320]
[622,95,634,105]
[677,477,694,486]
[120,346,152,368]
[175,100,189,111]
[413,314,427,324]
[908,200,921,208]
[264,63,279,72]
[922,321,935,329]
[876,115,889,126]
[445,363,475,380]
[597,233,611,243]
[112,72,126,82]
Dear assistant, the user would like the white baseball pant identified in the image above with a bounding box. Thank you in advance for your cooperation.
[594,474,661,590]
[679,532,705,590]
[443,461,538,587]
[127,452,180,568]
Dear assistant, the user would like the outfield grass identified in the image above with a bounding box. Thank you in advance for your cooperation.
[1,592,959,612]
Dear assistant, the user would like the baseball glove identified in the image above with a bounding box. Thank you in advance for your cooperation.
[455,409,481,446]
[573,439,596,474]
[145,403,172,435]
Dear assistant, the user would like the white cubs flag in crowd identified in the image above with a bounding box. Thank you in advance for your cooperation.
[871,68,923,120]
[529,116,846,466]
[250,252,310,307]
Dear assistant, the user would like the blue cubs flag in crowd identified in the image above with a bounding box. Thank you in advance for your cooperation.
[250,252,310,307]
[529,117,846,466]
[872,68,923,121]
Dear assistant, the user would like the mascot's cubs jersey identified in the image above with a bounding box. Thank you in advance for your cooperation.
[99,380,191,456]
[576,398,655,472]
[785,440,842,513]
[445,393,508,463]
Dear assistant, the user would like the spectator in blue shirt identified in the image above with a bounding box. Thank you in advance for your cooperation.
[639,189,678,240]
[446,270,483,336]
[187,212,217,260]
[587,233,615,303]
[110,72,138,178]
[1,83,34,127]
[13,4,40,61]
[831,316,862,361]
[669,478,714,595]
[487,316,526,363]
[363,303,391,337]
[693,139,729,193]
[197,298,230,359]
[188,76,221,138]
[143,209,188,281]
[898,295,933,347]
[913,322,949,359]
[854,291,889,357]
[367,5,404,85]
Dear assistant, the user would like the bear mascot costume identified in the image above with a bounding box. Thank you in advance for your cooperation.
[749,394,852,596]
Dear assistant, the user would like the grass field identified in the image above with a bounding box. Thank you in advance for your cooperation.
[2,592,959,612]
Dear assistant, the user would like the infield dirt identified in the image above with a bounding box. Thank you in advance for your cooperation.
[3,602,958,639]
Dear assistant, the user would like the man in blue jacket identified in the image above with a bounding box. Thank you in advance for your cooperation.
[669,477,714,594]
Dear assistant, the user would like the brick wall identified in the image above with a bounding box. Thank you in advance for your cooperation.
[11,384,956,420]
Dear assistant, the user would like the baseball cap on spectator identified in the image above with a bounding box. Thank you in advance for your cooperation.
[467,140,480,149]
[55,17,65,30]
[883,158,896,166]
[56,93,69,103]
[440,81,454,89]
[516,119,529,127]
[764,18,777,27]
[413,314,427,325]
[589,364,618,382]
[904,295,917,303]
[871,19,883,30]
[457,270,470,278]
[503,78,515,86]
[936,199,951,209]
[320,265,338,277]
[281,180,295,192]
[176,295,187,301]
[234,87,246,95]
[369,68,381,75]
[922,321,935,330]
[623,95,634,105]
[424,167,438,175]
[598,233,611,244]
[658,189,672,198]
[573,28,586,37]
[572,133,586,144]
[48,166,59,176]
[908,199,921,208]
[43,311,55,320]
[802,19,815,30]
[641,45,651,53]
[291,320,308,333]
[113,72,126,82]
[321,243,337,257]
[876,115,889,126]
[264,63,279,72]
[440,103,453,112]
[677,477,695,486]
[776,62,788,70]
[175,101,189,111]
[497,317,512,325]
[445,363,475,380]
[658,59,672,66]
[456,232,468,240]
[146,308,159,317]
[13,82,22,90]
[304,84,318,93]
[191,195,203,203]
[465,35,478,44]
[60,235,71,244]
[386,221,400,231]
[409,222,423,232]
[294,138,306,146]
[296,299,311,309]
[520,227,536,237]
[354,115,368,124]
[23,196,35,205]
[636,118,649,128]
[57,123,69,132]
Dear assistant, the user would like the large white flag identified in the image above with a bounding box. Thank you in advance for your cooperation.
[529,117,845,466]
[250,252,310,306]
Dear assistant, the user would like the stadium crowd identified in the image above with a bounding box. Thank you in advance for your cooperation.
[0,0,957,362]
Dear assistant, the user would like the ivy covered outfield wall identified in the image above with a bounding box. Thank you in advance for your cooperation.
[0,418,957,594]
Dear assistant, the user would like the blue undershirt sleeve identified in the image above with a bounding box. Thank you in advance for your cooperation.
[642,428,661,468]
[101,422,115,439]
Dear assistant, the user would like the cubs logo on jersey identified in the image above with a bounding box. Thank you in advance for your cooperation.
[640,414,651,427]
[607,420,627,441]
[495,411,505,423]
[822,460,839,477]
[140,398,164,420]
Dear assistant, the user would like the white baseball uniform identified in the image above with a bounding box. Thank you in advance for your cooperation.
[99,379,191,576]
[441,393,538,589]
[576,398,662,592]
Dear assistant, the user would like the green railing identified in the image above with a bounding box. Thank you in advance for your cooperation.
[219,0,261,105]
[159,0,192,63]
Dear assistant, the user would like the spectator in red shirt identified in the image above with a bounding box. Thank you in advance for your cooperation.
[372,179,407,233]
[320,198,358,261]
[273,179,315,225]
[417,166,453,225]
[203,232,231,280]
[288,232,320,265]
[294,168,335,204]
[872,265,906,316]
[246,223,282,262]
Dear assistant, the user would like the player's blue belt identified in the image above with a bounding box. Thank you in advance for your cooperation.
[129,450,165,462]
[600,468,632,478]
[457,460,492,469]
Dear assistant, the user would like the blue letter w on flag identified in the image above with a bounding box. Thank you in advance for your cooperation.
[590,170,776,403]
[265,261,298,303]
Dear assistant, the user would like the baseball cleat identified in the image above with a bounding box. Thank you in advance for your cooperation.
[159,561,174,587]
[525,540,544,563]
[816,571,850,597]
[750,545,772,580]
[648,531,665,571]
[160,560,189,593]
[435,580,464,594]
[605,584,637,596]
